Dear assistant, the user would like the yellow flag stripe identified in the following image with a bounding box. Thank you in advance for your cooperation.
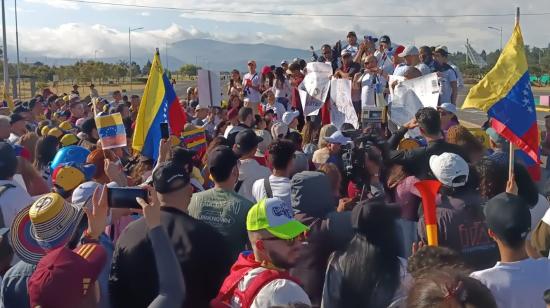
[95,113,123,128]
[132,52,166,153]
[462,24,528,111]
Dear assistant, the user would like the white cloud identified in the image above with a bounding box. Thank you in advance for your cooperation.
[24,0,79,10]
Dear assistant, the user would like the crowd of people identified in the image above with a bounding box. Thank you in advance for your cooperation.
[0,30,549,308]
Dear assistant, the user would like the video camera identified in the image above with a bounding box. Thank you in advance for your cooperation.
[341,129,385,185]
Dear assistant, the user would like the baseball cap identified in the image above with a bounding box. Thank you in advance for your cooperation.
[235,129,263,156]
[52,163,96,193]
[271,121,289,140]
[398,45,420,58]
[0,142,17,170]
[40,125,51,136]
[393,45,406,57]
[281,60,288,65]
[341,50,352,57]
[261,66,272,75]
[247,198,309,240]
[247,60,256,66]
[153,161,191,194]
[195,105,208,111]
[48,127,64,139]
[486,127,508,145]
[485,192,531,243]
[10,192,87,264]
[28,243,107,308]
[379,35,391,44]
[347,31,357,38]
[438,103,457,115]
[282,110,300,126]
[429,153,469,187]
[208,145,239,177]
[435,45,449,56]
[50,145,91,172]
[9,113,25,125]
[59,120,74,131]
[60,133,79,147]
[324,130,351,145]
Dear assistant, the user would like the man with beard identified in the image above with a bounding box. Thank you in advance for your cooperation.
[212,198,311,307]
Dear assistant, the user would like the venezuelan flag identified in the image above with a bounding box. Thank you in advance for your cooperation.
[181,127,207,152]
[462,24,539,165]
[132,50,186,159]
[95,113,127,149]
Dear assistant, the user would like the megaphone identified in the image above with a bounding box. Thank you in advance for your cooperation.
[414,180,442,246]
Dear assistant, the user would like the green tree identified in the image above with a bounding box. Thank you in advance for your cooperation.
[179,64,201,77]
[142,60,152,75]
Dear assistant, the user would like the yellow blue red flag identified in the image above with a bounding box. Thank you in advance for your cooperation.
[132,50,186,159]
[462,24,539,170]
[95,112,127,149]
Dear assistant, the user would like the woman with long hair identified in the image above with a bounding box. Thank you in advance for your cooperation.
[33,135,59,189]
[273,67,291,110]
[228,94,243,110]
[446,125,485,163]
[302,120,321,160]
[322,199,407,307]
[228,69,243,96]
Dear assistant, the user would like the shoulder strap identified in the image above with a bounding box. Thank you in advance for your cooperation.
[263,177,273,198]
[235,180,244,193]
[235,269,300,308]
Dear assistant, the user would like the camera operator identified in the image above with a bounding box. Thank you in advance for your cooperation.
[345,144,386,202]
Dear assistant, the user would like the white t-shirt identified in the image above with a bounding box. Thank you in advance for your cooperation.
[449,63,464,88]
[471,258,550,308]
[360,72,387,108]
[392,64,409,77]
[344,44,359,58]
[252,175,291,205]
[438,68,458,104]
[273,80,291,99]
[0,179,33,228]
[375,50,395,75]
[237,159,271,202]
[243,72,261,103]
[231,267,311,308]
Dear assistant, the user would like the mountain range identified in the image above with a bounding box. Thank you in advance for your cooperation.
[16,39,313,72]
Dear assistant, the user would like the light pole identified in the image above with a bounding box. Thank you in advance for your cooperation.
[488,26,503,51]
[1,0,8,99]
[14,0,20,98]
[128,26,143,90]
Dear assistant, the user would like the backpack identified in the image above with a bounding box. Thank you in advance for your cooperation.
[210,253,301,308]
[0,184,15,229]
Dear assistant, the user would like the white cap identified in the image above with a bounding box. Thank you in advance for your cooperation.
[436,45,448,53]
[282,110,300,125]
[271,121,289,140]
[429,153,469,188]
[281,60,288,65]
[341,49,352,57]
[324,130,351,145]
[398,45,419,58]
[438,103,457,115]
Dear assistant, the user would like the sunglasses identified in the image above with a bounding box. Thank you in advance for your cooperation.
[262,234,305,246]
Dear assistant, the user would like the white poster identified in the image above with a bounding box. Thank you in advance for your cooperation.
[198,69,222,107]
[398,72,440,108]
[390,84,423,138]
[299,62,333,116]
[330,78,358,129]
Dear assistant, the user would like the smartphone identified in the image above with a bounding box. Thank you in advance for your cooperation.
[160,122,170,140]
[107,187,147,209]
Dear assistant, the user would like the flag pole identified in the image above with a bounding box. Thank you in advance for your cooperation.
[509,6,520,180]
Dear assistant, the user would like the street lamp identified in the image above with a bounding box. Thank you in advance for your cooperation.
[128,26,144,90]
[488,26,503,51]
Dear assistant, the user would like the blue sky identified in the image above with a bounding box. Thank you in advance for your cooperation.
[3,0,549,59]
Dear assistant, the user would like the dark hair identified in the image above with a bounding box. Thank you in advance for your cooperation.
[81,118,97,136]
[415,107,441,136]
[474,158,538,207]
[116,104,128,114]
[269,140,295,170]
[254,115,264,129]
[407,246,470,278]
[302,120,320,145]
[203,136,229,165]
[419,46,432,55]
[209,147,238,182]
[340,123,355,131]
[214,120,229,138]
[33,136,59,171]
[274,67,286,86]
[285,131,303,150]
[544,289,550,304]
[334,201,401,308]
[407,270,497,308]
[298,59,307,70]
[238,107,253,123]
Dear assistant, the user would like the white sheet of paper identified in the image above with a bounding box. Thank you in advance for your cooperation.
[330,78,358,129]
[398,72,440,108]
[198,70,222,107]
[298,62,332,116]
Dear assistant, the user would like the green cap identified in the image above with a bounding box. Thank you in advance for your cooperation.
[247,198,309,240]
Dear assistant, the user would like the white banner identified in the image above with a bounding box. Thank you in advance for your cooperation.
[396,72,440,108]
[198,69,222,107]
[299,62,332,116]
[330,78,358,129]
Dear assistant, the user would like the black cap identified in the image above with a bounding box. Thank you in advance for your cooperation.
[347,31,357,38]
[81,118,96,135]
[208,145,238,175]
[379,35,391,44]
[485,192,531,243]
[152,161,190,194]
[234,129,263,156]
[0,142,16,169]
[9,113,25,125]
[172,147,196,167]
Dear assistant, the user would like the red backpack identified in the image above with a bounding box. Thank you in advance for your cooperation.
[210,252,301,308]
